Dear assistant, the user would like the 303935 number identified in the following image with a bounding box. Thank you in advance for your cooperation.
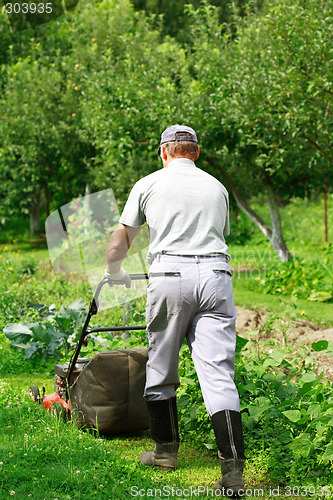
[284,485,332,497]
[5,2,53,14]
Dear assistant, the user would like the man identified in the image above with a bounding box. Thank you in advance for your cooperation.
[105,125,246,496]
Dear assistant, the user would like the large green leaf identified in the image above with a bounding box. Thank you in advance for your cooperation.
[67,299,87,313]
[322,443,333,461]
[282,410,302,423]
[248,397,274,419]
[47,339,63,356]
[30,325,52,344]
[54,316,73,332]
[3,323,37,344]
[177,394,191,407]
[24,342,44,359]
[289,434,313,457]
[235,335,248,354]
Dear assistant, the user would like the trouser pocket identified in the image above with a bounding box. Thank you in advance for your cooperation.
[212,266,236,314]
[213,269,232,277]
[146,272,182,322]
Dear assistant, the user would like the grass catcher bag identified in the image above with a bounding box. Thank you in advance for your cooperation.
[68,348,149,434]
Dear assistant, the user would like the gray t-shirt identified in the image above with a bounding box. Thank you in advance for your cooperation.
[119,158,230,263]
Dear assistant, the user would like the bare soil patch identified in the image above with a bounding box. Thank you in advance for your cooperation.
[236,306,333,380]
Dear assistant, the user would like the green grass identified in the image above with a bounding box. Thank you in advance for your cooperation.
[227,194,333,327]
[233,275,333,327]
[0,376,269,499]
[2,373,330,500]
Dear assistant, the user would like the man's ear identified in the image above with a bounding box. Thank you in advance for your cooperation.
[194,146,200,160]
[161,145,168,161]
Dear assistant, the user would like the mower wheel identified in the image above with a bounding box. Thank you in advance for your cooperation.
[28,385,41,403]
[51,401,68,420]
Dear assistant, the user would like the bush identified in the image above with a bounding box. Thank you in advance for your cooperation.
[176,331,333,485]
[253,256,333,302]
[228,210,255,245]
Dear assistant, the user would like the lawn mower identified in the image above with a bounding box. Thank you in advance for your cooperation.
[28,273,150,435]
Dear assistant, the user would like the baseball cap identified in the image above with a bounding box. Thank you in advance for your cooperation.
[157,124,198,155]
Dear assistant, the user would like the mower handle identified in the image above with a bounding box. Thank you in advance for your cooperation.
[65,273,149,389]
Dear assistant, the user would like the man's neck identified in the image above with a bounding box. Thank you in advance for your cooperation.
[163,156,194,168]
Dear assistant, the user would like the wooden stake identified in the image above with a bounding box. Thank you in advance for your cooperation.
[324,185,328,243]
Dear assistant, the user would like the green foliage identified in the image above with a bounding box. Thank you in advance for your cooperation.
[76,0,186,202]
[176,328,333,484]
[131,0,265,44]
[0,12,91,231]
[238,339,333,482]
[17,259,38,276]
[0,216,31,242]
[228,209,255,245]
[3,300,87,358]
[254,256,333,302]
[182,0,333,259]
[1,0,332,266]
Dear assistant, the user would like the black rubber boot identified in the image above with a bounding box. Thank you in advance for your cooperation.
[140,397,179,471]
[211,410,246,497]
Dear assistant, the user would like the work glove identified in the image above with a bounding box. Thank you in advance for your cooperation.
[105,268,131,288]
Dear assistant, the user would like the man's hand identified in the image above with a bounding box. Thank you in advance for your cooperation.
[105,268,131,288]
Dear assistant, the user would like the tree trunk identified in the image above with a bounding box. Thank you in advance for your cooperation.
[207,159,292,262]
[266,184,291,262]
[44,184,50,219]
[29,203,41,235]
[29,187,43,235]
[83,183,91,236]
[226,177,273,240]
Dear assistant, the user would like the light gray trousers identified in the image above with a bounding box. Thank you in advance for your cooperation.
[144,254,240,416]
